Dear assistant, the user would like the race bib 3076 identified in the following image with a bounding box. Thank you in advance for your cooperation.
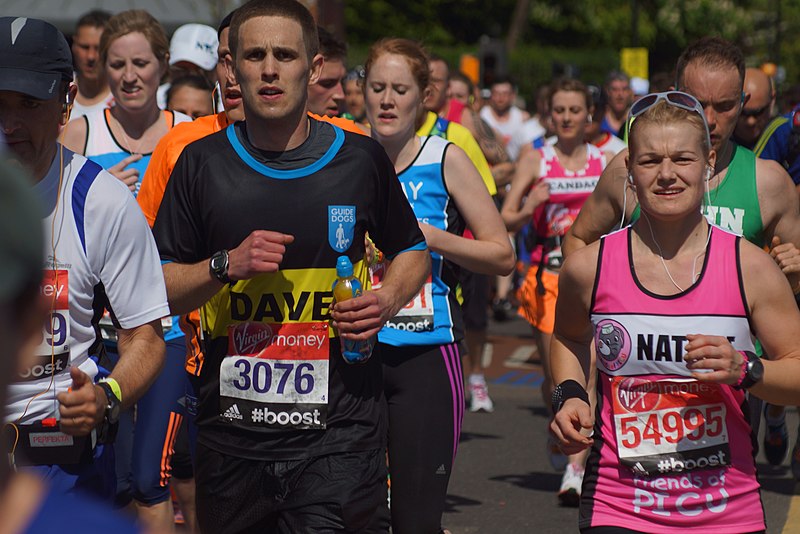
[219,322,330,430]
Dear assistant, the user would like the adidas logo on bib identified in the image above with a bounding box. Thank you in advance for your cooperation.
[222,404,243,420]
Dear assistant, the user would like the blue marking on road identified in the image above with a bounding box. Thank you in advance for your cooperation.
[511,373,536,385]
[492,370,544,387]
[525,373,544,387]
[494,371,521,384]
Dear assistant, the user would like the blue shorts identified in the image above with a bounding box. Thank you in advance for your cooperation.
[24,443,116,502]
[24,482,141,534]
[110,336,189,505]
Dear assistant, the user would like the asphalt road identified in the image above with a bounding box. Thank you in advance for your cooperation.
[442,316,800,533]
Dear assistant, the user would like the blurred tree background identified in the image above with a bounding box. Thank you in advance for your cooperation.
[339,0,799,109]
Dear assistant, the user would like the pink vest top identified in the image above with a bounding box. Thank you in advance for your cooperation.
[584,225,763,533]
[445,99,467,124]
[529,144,605,264]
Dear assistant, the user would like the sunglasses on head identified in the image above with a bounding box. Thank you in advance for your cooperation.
[628,91,711,149]
[740,102,771,118]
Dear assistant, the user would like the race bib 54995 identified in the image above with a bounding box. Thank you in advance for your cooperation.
[611,376,731,477]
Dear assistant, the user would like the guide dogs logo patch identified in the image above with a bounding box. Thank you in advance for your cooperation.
[328,205,355,253]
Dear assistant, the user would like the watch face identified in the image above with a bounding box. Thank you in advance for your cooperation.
[750,358,765,382]
[108,403,121,423]
[210,250,229,279]
[211,253,225,271]
[98,382,121,424]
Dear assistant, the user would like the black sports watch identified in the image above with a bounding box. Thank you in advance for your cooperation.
[96,381,121,425]
[735,351,764,390]
[209,249,232,284]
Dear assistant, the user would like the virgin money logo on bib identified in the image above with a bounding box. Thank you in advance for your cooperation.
[616,377,659,412]
[232,322,274,354]
[328,205,355,253]
[227,322,328,359]
[595,319,631,371]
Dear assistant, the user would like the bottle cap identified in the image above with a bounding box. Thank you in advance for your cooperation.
[336,256,353,277]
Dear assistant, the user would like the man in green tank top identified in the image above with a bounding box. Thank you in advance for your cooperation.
[561,36,800,481]
[564,36,800,273]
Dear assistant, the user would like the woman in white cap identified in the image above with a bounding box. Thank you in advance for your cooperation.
[156,23,219,110]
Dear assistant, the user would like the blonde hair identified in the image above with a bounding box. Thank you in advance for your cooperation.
[100,10,169,66]
[628,101,710,157]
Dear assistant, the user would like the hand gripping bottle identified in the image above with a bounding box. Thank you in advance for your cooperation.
[332,256,375,364]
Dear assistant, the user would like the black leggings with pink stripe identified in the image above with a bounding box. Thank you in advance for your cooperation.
[374,342,465,534]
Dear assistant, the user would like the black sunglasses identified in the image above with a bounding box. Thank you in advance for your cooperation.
[740,103,771,118]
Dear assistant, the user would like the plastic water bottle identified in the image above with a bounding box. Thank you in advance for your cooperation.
[332,256,375,364]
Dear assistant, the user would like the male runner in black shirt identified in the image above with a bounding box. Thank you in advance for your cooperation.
[152,1,429,531]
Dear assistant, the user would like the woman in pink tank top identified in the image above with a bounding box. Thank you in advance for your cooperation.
[550,92,800,533]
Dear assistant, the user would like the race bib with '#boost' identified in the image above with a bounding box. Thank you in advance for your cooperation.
[24,270,71,382]
[612,376,731,477]
[385,274,434,332]
[219,322,329,430]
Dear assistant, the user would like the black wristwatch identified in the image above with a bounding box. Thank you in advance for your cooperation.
[96,381,121,425]
[735,351,764,390]
[209,249,232,284]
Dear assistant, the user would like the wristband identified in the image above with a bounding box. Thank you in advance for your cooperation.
[99,377,122,404]
[365,235,383,266]
[551,379,590,415]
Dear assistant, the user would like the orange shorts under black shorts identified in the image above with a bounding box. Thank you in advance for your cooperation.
[516,265,559,334]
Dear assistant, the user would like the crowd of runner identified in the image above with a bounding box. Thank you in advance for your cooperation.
[3,0,800,533]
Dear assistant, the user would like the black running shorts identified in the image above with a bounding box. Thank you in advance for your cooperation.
[195,445,388,533]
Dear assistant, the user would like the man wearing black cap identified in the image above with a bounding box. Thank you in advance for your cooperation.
[0,157,142,531]
[0,16,168,499]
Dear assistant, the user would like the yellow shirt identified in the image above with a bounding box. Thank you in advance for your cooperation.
[416,111,497,196]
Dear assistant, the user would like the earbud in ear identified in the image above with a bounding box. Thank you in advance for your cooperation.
[627,173,634,185]
[705,166,713,181]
